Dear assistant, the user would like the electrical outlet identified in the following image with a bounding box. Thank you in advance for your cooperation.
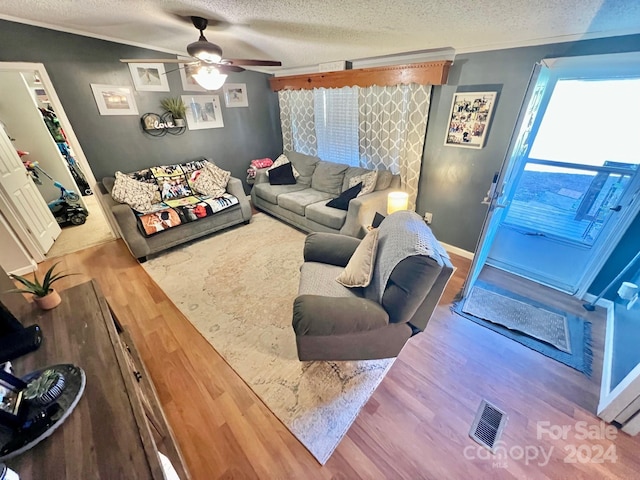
[424,212,433,224]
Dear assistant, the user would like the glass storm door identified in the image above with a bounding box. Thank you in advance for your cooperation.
[487,75,640,294]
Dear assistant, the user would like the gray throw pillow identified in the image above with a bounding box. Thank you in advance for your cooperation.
[336,228,380,288]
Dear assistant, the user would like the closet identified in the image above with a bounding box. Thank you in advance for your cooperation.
[0,64,114,273]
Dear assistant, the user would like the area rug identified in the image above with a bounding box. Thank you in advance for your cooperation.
[142,213,394,464]
[453,280,592,375]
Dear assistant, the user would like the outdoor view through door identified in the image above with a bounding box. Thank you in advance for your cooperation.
[487,68,640,294]
[503,78,639,245]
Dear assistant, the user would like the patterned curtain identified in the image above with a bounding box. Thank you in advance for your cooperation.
[358,84,432,210]
[278,90,318,155]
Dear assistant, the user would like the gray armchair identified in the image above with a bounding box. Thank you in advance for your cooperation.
[292,211,454,361]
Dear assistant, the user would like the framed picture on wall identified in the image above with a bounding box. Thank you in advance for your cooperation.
[444,91,497,149]
[223,83,248,107]
[182,95,224,129]
[90,84,139,116]
[128,63,170,92]
[179,62,207,92]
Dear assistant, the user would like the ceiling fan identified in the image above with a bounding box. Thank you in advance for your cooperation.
[120,16,282,89]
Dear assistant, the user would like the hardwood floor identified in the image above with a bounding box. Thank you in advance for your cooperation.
[35,240,640,479]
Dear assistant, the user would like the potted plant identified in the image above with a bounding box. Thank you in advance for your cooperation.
[160,97,187,127]
[8,262,75,310]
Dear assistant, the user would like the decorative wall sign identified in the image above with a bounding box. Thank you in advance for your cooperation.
[91,84,139,116]
[223,83,248,108]
[444,91,497,149]
[128,63,170,92]
[182,95,224,130]
[140,112,185,136]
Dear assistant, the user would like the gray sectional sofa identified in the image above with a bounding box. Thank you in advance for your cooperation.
[251,151,401,238]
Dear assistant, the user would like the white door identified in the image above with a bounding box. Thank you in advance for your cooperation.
[487,74,640,294]
[465,54,640,298]
[463,65,549,296]
[0,125,60,253]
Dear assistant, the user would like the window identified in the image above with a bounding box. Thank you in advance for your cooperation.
[313,87,359,166]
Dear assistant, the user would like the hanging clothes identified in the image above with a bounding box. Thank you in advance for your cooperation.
[38,107,93,195]
[39,107,65,142]
[57,142,92,195]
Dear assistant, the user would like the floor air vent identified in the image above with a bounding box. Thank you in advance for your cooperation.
[469,399,507,452]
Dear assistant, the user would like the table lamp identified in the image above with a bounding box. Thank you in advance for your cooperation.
[387,192,409,215]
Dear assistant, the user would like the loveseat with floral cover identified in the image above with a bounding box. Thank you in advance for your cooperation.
[101,158,251,261]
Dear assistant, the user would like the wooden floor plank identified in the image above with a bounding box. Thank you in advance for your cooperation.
[29,239,640,480]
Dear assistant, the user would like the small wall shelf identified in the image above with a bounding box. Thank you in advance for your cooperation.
[140,112,185,137]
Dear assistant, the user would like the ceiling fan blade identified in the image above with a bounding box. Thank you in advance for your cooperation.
[119,58,199,64]
[218,64,245,73]
[164,65,189,75]
[224,59,282,67]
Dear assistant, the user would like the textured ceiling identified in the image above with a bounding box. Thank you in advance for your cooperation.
[1,0,640,70]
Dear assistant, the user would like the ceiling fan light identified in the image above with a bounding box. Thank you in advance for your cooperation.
[187,40,222,64]
[192,66,227,91]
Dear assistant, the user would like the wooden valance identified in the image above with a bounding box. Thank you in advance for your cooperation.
[269,60,452,91]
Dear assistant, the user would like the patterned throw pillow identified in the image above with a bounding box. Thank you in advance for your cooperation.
[111,171,157,213]
[336,228,380,288]
[348,171,378,197]
[193,161,231,198]
[267,154,300,179]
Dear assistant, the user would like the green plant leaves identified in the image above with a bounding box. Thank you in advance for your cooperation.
[8,262,77,297]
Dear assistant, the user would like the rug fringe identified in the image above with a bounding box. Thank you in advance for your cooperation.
[583,321,593,378]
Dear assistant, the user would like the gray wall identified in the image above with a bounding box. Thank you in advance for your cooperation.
[418,34,640,294]
[0,20,283,191]
[1,19,636,295]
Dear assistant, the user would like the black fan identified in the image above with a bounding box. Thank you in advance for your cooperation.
[120,16,281,74]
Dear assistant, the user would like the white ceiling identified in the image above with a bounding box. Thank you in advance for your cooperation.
[2,0,640,70]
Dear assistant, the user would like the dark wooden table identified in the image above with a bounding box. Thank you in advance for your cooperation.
[5,281,179,479]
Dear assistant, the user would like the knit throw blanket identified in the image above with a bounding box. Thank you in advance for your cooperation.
[364,211,450,303]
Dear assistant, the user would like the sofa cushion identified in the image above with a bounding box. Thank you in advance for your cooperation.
[305,201,348,230]
[375,170,394,191]
[278,188,334,216]
[268,162,297,185]
[253,183,306,204]
[326,182,362,210]
[111,171,157,213]
[336,228,379,288]
[311,161,349,195]
[298,262,360,298]
[349,171,377,197]
[286,151,320,185]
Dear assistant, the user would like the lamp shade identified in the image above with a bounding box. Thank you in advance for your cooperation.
[192,66,227,91]
[387,191,409,215]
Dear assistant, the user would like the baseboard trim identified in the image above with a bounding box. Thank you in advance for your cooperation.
[9,260,38,276]
[440,242,474,260]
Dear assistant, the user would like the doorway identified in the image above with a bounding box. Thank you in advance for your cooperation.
[465,53,640,300]
[487,76,640,294]
[0,62,115,269]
